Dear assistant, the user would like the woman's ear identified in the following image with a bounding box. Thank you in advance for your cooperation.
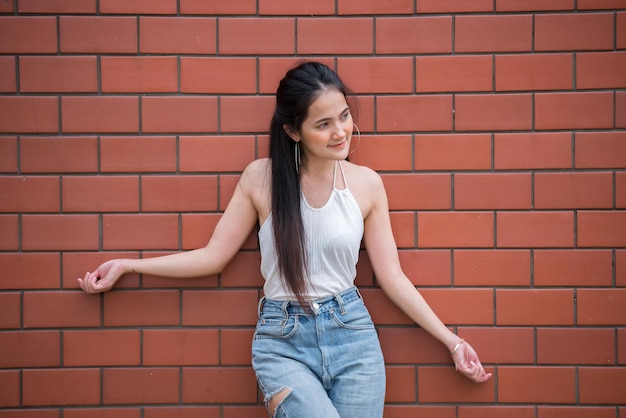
[283,124,300,142]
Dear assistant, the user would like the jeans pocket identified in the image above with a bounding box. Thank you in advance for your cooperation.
[330,303,376,330]
[254,312,300,340]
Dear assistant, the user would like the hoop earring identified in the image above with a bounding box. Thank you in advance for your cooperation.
[294,141,301,173]
[349,123,361,154]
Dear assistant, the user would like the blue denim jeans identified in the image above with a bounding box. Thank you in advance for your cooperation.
[252,286,386,418]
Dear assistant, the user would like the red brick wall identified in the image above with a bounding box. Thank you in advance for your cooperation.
[1,1,625,417]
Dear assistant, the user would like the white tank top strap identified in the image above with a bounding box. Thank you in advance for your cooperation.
[334,160,349,191]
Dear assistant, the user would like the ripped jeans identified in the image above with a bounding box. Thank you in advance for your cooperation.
[251,286,386,418]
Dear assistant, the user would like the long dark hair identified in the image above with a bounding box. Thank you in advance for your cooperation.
[269,61,349,305]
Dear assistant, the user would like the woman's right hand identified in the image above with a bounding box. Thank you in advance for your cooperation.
[78,259,127,294]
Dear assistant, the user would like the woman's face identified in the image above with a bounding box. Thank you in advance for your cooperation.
[290,89,354,166]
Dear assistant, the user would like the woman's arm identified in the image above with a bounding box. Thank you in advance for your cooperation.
[78,163,261,294]
[362,170,491,383]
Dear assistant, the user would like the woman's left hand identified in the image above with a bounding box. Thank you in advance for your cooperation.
[451,340,492,383]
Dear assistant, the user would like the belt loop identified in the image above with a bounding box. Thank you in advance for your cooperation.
[355,286,363,300]
[281,301,290,319]
[257,296,266,318]
[335,291,346,316]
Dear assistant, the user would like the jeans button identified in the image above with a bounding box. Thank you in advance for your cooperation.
[312,302,320,309]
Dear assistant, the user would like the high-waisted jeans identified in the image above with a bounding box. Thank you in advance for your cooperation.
[251,286,386,418]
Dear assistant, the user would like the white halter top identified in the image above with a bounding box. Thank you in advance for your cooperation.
[258,161,364,301]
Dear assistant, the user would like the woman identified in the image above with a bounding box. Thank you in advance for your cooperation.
[79,61,491,417]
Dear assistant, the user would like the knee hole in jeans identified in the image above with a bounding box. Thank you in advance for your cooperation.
[268,387,292,417]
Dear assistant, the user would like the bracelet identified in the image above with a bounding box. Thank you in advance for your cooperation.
[450,339,465,356]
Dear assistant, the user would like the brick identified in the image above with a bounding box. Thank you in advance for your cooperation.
[535,172,613,209]
[100,0,177,14]
[497,212,574,248]
[144,407,219,418]
[496,54,573,91]
[418,367,495,403]
[458,327,535,364]
[0,215,18,251]
[142,175,218,212]
[377,95,453,132]
[180,136,254,173]
[398,250,452,286]
[578,0,626,8]
[577,289,626,325]
[143,329,219,366]
[23,369,100,406]
[620,328,626,364]
[348,135,412,171]
[0,97,58,133]
[537,328,615,365]
[579,368,626,404]
[220,252,264,288]
[339,0,413,14]
[455,15,532,53]
[220,96,274,133]
[362,288,494,325]
[61,251,140,290]
[577,52,626,89]
[142,96,218,133]
[181,213,221,250]
[21,136,98,173]
[534,250,613,287]
[379,328,453,364]
[498,367,576,403]
[18,0,96,13]
[101,56,178,93]
[0,293,20,329]
[455,94,532,131]
[577,211,626,247]
[617,92,626,128]
[183,290,259,326]
[0,253,60,290]
[23,291,100,328]
[221,329,254,365]
[65,409,140,418]
[496,0,573,11]
[20,56,97,93]
[0,370,20,407]
[575,132,626,169]
[100,136,177,173]
[219,18,294,55]
[140,17,216,54]
[0,16,57,53]
[22,214,99,251]
[538,407,617,418]
[460,407,535,418]
[183,368,257,404]
[104,290,179,326]
[62,96,139,134]
[0,331,60,368]
[63,176,140,212]
[496,289,574,325]
[261,0,334,14]
[537,92,614,130]
[181,58,256,94]
[180,0,256,14]
[337,57,412,93]
[0,411,59,418]
[64,330,140,366]
[419,0,494,12]
[455,173,531,210]
[350,95,376,133]
[384,406,455,418]
[415,55,492,93]
[415,134,491,171]
[103,368,179,404]
[0,56,16,92]
[417,212,494,249]
[381,174,451,211]
[376,16,452,54]
[494,132,572,170]
[618,173,626,209]
[618,250,626,287]
[103,214,179,250]
[298,18,372,54]
[454,250,530,286]
[386,367,417,403]
[619,12,626,49]
[0,0,14,12]
[0,137,17,173]
[535,13,613,51]
[60,16,137,53]
[0,176,60,212]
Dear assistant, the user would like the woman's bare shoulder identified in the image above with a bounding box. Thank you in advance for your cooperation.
[240,158,271,189]
[344,160,383,188]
